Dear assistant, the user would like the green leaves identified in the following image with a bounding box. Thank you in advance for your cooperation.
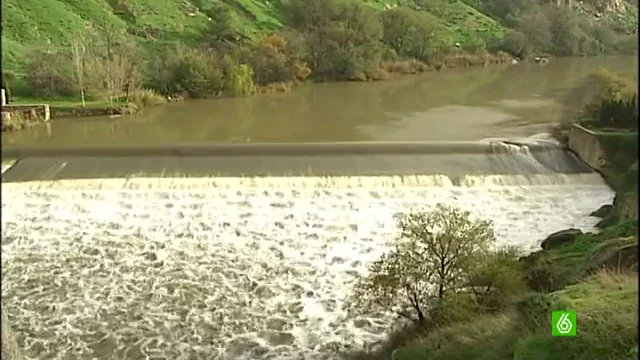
[349,203,497,323]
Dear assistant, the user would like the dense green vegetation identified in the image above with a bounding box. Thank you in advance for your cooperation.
[1,0,638,106]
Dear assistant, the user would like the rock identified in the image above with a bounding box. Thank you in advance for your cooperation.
[541,228,583,250]
[225,337,261,358]
[353,318,372,329]
[596,213,618,229]
[518,250,543,264]
[590,204,613,218]
[586,237,638,274]
[141,251,158,262]
[287,301,304,315]
[258,331,295,346]
[266,317,289,331]
[267,317,289,331]
[253,285,276,299]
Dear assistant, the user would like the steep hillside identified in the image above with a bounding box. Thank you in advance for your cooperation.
[1,0,507,73]
[1,0,637,101]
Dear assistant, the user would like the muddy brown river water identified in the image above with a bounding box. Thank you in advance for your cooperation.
[2,56,637,146]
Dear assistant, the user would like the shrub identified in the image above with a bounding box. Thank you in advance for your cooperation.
[284,0,384,81]
[248,33,311,85]
[84,52,142,106]
[468,246,527,311]
[380,59,430,74]
[223,63,256,96]
[148,47,226,98]
[25,49,77,97]
[381,8,446,62]
[128,88,167,108]
[596,95,638,130]
[349,204,495,324]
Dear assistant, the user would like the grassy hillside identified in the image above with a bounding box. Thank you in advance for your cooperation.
[1,0,507,73]
[1,0,637,103]
[393,270,638,360]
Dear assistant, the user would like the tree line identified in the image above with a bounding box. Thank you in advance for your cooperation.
[5,0,638,103]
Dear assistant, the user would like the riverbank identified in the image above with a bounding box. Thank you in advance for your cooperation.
[2,51,517,129]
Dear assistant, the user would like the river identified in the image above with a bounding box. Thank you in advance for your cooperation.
[2,56,638,146]
[0,56,634,360]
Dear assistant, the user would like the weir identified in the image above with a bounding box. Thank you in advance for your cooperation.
[1,139,598,185]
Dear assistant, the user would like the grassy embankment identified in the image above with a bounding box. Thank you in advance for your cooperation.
[352,70,638,360]
[1,0,637,119]
[353,221,638,360]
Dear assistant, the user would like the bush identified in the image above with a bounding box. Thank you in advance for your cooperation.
[349,204,495,324]
[569,68,638,123]
[223,63,256,96]
[148,47,226,98]
[380,59,430,74]
[25,49,77,97]
[515,293,559,332]
[84,52,142,106]
[128,88,167,108]
[596,95,638,130]
[284,0,384,81]
[248,33,311,85]
[468,246,527,311]
[381,8,445,62]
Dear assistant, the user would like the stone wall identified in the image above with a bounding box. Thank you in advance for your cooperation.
[1,104,50,131]
[567,123,608,172]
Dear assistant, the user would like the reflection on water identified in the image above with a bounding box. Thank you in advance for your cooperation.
[3,56,637,146]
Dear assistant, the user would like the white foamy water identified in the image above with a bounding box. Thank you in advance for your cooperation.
[1,175,614,360]
[1,159,16,174]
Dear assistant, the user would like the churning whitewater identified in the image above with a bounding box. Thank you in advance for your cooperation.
[1,172,613,360]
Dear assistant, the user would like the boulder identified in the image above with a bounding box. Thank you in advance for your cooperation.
[540,228,583,250]
[590,204,614,218]
[586,237,638,274]
[258,331,295,346]
[518,250,543,265]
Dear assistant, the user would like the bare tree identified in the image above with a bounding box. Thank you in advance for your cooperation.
[71,32,87,107]
[85,53,140,108]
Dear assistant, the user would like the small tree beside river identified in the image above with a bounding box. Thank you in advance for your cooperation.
[349,204,497,324]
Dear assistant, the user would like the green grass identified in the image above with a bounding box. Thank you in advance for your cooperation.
[10,96,110,108]
[393,271,638,360]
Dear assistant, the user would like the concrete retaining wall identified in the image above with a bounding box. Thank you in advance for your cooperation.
[568,123,608,172]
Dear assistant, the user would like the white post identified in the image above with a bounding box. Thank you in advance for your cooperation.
[1,89,6,106]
